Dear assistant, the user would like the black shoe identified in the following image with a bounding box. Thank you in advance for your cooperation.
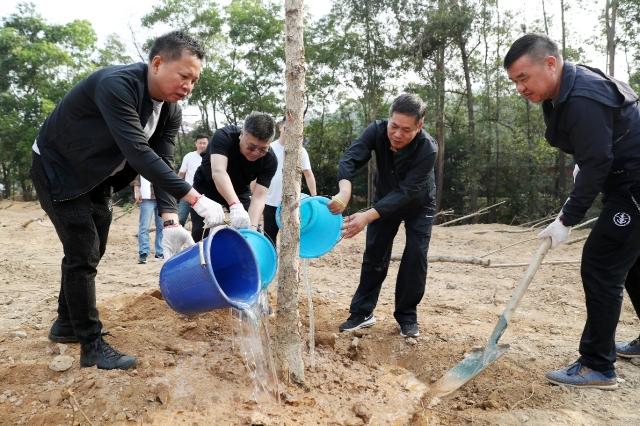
[48,318,79,343]
[80,337,137,370]
[138,253,148,264]
[399,322,420,338]
[339,314,376,332]
[154,254,164,261]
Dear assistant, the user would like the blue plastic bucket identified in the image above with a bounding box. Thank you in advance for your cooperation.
[238,228,277,289]
[276,196,343,258]
[159,226,260,314]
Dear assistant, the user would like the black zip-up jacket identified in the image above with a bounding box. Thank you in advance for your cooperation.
[543,62,640,226]
[337,120,437,218]
[35,62,191,213]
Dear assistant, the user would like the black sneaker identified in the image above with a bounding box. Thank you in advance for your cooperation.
[80,336,137,370]
[616,335,640,358]
[399,322,420,338]
[138,253,148,264]
[339,314,376,332]
[154,254,164,261]
[48,318,79,343]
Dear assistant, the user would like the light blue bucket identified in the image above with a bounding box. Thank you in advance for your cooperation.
[276,195,343,258]
[238,228,277,289]
[159,226,260,315]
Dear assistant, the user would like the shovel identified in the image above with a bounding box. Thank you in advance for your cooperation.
[430,238,552,398]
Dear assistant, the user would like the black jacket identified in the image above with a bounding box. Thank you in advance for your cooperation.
[35,62,191,213]
[543,62,640,226]
[337,120,437,218]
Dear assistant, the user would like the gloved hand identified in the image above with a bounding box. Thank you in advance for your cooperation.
[573,164,580,183]
[192,195,225,228]
[229,203,251,229]
[162,225,195,259]
[538,217,571,248]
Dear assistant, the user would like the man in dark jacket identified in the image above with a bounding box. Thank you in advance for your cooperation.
[328,93,438,338]
[504,33,640,389]
[30,31,226,370]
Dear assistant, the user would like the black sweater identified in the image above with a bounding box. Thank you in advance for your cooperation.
[36,62,191,213]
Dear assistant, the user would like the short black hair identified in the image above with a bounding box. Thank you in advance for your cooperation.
[148,30,205,63]
[243,112,275,141]
[503,33,560,69]
[195,134,210,141]
[389,93,426,123]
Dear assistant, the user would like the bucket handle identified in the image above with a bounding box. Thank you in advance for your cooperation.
[198,241,206,267]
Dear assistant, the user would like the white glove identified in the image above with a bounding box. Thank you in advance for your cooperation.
[538,217,571,248]
[192,195,225,228]
[229,203,251,229]
[162,225,195,259]
[573,164,580,183]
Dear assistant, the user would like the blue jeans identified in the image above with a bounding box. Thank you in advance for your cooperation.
[177,199,190,226]
[138,199,163,257]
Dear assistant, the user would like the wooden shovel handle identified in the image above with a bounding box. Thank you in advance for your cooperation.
[502,238,552,324]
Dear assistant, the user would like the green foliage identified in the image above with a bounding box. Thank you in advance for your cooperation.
[142,0,283,127]
[0,3,105,198]
[3,0,639,225]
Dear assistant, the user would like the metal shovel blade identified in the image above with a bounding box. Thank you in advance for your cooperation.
[430,343,510,397]
[429,239,552,399]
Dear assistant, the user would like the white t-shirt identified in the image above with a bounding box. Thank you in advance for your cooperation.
[179,151,203,185]
[140,176,152,199]
[265,140,312,207]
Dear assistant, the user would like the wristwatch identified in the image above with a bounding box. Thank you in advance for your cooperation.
[163,219,176,227]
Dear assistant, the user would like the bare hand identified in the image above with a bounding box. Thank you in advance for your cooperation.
[328,194,348,214]
[342,212,368,239]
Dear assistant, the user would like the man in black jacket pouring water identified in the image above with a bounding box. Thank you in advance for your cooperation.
[504,33,640,389]
[31,31,225,370]
[328,93,438,338]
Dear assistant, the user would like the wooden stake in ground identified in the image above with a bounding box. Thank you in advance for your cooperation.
[274,0,305,385]
[438,200,506,226]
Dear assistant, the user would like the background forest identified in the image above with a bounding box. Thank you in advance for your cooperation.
[2,0,639,223]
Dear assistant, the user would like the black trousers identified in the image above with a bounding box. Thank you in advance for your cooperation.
[578,187,640,372]
[30,154,110,343]
[349,205,434,324]
[263,204,279,248]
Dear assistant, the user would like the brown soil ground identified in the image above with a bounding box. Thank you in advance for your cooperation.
[1,200,639,425]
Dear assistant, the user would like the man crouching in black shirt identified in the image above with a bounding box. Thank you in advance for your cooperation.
[191,112,278,241]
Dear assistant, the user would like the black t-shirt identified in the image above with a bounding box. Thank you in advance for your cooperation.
[192,125,277,207]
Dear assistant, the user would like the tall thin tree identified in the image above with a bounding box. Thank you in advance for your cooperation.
[274,0,306,384]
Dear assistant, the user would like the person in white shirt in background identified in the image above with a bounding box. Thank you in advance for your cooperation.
[177,134,209,226]
[133,176,163,264]
[263,119,317,247]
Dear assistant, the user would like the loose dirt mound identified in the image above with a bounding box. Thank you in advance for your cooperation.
[1,200,639,424]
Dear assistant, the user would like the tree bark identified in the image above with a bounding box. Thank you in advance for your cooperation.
[435,42,446,215]
[274,0,306,385]
[605,0,618,76]
[459,37,479,214]
[557,0,568,201]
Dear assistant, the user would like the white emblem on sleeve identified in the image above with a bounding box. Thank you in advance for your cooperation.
[613,212,631,227]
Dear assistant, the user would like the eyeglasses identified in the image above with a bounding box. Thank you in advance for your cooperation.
[245,142,269,155]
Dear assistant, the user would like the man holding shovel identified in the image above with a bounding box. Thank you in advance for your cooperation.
[504,33,640,389]
[31,31,226,370]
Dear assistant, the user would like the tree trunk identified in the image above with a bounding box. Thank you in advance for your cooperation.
[605,0,618,76]
[275,0,306,385]
[459,38,479,214]
[435,43,446,215]
[557,0,568,201]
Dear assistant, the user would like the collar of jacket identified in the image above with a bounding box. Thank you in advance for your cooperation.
[546,62,638,111]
